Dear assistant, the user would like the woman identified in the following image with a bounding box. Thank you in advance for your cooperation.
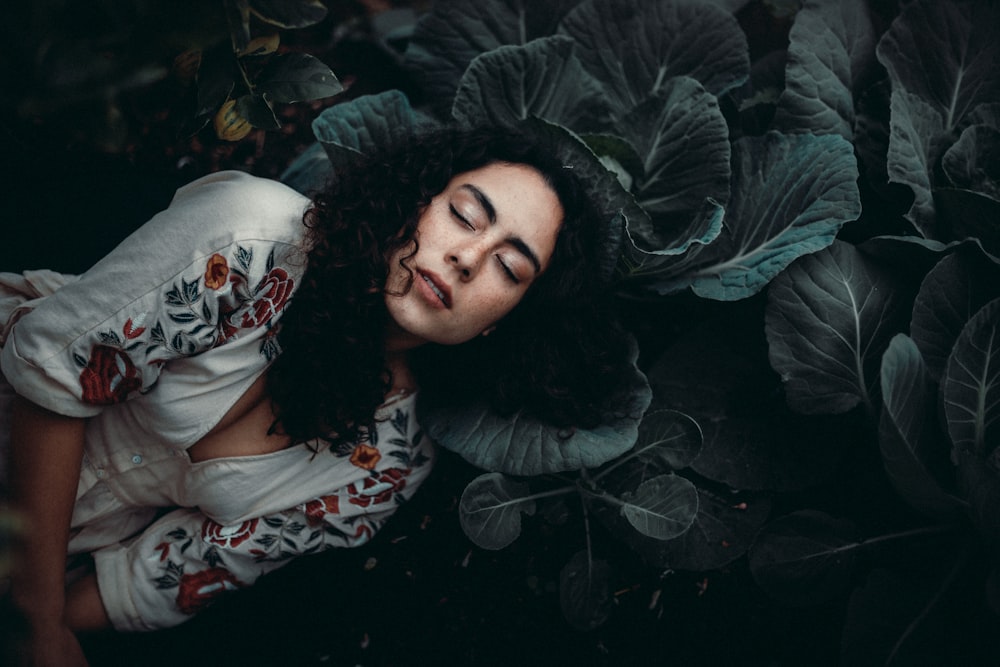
[1,126,633,662]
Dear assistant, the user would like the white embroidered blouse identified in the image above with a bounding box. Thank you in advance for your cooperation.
[0,171,436,631]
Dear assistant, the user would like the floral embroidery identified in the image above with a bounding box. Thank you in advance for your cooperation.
[203,253,230,290]
[176,567,244,615]
[303,495,340,525]
[79,344,142,405]
[349,443,381,470]
[201,518,259,549]
[347,468,410,508]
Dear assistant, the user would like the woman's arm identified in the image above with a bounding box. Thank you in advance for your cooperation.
[7,395,96,664]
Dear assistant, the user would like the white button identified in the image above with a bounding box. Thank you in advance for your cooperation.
[132,455,143,464]
[96,469,106,478]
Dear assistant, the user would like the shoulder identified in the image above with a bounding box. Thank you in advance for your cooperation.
[166,171,311,243]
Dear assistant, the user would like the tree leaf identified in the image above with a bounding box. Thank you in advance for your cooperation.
[943,298,1000,457]
[458,473,536,550]
[195,41,237,117]
[618,474,698,540]
[773,0,878,140]
[749,510,861,607]
[403,0,580,117]
[766,241,912,415]
[876,0,1000,134]
[559,549,613,631]
[911,247,1000,382]
[256,52,342,103]
[617,76,730,253]
[878,334,965,517]
[558,0,748,112]
[648,131,860,300]
[451,35,608,132]
[311,90,435,170]
[234,93,279,130]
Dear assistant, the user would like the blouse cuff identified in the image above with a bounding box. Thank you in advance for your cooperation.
[0,336,102,418]
[93,545,149,632]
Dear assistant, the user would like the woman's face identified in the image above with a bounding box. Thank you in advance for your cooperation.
[385,161,563,348]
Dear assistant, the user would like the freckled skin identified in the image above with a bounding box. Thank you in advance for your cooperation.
[384,162,563,349]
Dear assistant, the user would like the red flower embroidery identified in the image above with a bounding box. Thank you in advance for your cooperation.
[349,444,381,470]
[176,568,243,615]
[79,344,142,405]
[219,267,294,339]
[303,495,340,525]
[201,518,259,549]
[347,468,409,508]
[241,268,293,328]
[123,317,146,340]
[204,253,230,290]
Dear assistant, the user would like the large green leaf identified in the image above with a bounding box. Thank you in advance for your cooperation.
[451,35,608,132]
[935,188,1000,258]
[954,447,1000,550]
[841,565,975,667]
[418,338,651,475]
[911,248,1000,382]
[403,0,581,117]
[618,76,730,252]
[249,0,326,29]
[943,298,1000,457]
[773,0,878,140]
[280,141,331,196]
[630,409,702,470]
[597,482,771,570]
[311,91,435,169]
[648,303,854,492]
[876,0,1000,134]
[766,241,912,415]
[878,334,965,517]
[749,510,861,607]
[942,123,1000,199]
[256,52,342,103]
[458,473,536,550]
[558,0,748,112]
[886,89,948,238]
[645,131,860,300]
[617,474,697,540]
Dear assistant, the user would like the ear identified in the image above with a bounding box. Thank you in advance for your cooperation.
[481,325,497,337]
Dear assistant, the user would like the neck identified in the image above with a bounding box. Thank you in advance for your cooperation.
[384,348,417,398]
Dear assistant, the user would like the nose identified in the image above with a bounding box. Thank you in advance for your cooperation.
[448,240,487,281]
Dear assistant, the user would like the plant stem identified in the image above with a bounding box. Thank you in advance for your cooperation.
[861,523,957,549]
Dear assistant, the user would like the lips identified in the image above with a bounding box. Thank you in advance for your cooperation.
[417,269,451,308]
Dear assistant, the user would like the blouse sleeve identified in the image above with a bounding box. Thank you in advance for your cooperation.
[91,456,433,632]
[0,171,310,417]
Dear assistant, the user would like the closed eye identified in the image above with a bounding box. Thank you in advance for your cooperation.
[449,204,474,230]
[496,256,520,284]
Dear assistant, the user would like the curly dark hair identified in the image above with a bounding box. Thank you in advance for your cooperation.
[267,125,635,447]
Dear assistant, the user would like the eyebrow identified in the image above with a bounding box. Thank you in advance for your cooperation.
[460,183,543,274]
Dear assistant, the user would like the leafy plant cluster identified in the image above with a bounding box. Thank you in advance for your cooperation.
[4,0,341,148]
[280,0,1000,659]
